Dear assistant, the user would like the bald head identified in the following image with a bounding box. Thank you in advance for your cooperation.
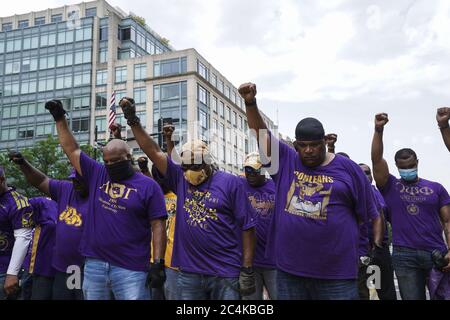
[103,139,131,165]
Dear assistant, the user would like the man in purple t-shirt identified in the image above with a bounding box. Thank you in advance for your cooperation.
[10,152,88,300]
[119,97,257,300]
[0,166,34,300]
[238,82,384,300]
[371,112,450,300]
[241,152,277,300]
[44,99,168,300]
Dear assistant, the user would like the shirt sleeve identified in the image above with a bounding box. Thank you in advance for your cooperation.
[164,157,184,194]
[8,193,35,229]
[79,151,103,182]
[265,131,297,183]
[231,178,257,231]
[146,180,168,220]
[6,228,33,276]
[48,179,67,202]
[378,174,397,195]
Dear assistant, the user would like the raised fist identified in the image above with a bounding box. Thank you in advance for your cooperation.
[375,113,389,130]
[119,97,136,119]
[325,133,337,147]
[238,83,257,105]
[45,99,67,121]
[110,122,123,139]
[162,124,175,139]
[436,107,450,128]
[137,156,149,172]
[8,151,25,165]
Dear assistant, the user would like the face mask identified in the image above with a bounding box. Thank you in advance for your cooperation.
[106,160,135,182]
[184,169,208,186]
[399,168,418,181]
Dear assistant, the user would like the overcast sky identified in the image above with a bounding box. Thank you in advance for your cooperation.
[4,0,450,188]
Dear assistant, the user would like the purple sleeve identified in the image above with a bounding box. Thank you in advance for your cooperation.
[79,151,103,182]
[438,183,450,209]
[378,174,397,195]
[164,157,184,193]
[8,193,34,229]
[231,179,257,231]
[146,181,168,220]
[48,179,66,202]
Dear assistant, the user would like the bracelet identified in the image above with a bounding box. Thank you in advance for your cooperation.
[244,98,257,107]
[127,116,141,127]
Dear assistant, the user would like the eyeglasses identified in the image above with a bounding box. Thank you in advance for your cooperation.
[181,163,205,172]
[244,166,261,174]
[364,170,371,175]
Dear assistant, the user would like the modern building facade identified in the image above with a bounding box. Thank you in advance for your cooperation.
[0,0,276,174]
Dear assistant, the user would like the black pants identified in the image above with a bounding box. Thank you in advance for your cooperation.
[52,271,84,300]
[31,275,54,300]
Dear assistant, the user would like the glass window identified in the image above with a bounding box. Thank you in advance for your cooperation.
[51,14,63,23]
[211,73,217,87]
[73,96,90,110]
[20,79,37,94]
[212,96,218,113]
[226,107,231,122]
[197,60,209,80]
[134,87,146,104]
[96,92,107,109]
[95,117,107,132]
[99,48,107,63]
[120,27,131,41]
[2,23,12,32]
[85,7,97,17]
[153,57,187,77]
[18,20,29,29]
[74,49,91,64]
[73,71,91,87]
[57,52,73,67]
[219,101,224,118]
[198,85,208,105]
[134,63,147,80]
[55,74,72,89]
[36,123,54,137]
[232,111,237,127]
[225,86,230,99]
[40,33,56,47]
[115,66,127,83]
[96,69,107,85]
[99,27,108,41]
[18,126,34,139]
[72,117,89,132]
[34,17,46,25]
[218,79,224,93]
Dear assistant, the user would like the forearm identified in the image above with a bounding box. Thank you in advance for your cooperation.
[19,160,50,195]
[371,215,384,248]
[130,123,168,174]
[440,127,450,152]
[327,146,335,154]
[245,104,271,157]
[7,228,32,276]
[55,119,82,174]
[242,228,256,267]
[151,219,167,261]
[371,129,384,163]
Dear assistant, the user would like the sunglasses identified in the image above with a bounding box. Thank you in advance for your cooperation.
[181,163,205,172]
[244,167,261,174]
[364,170,371,175]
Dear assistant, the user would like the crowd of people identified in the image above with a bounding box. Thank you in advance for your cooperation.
[0,84,449,300]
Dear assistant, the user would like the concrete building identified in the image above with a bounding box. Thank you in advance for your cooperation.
[0,0,276,174]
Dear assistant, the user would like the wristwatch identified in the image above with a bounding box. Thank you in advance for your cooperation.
[240,266,254,273]
[154,258,165,265]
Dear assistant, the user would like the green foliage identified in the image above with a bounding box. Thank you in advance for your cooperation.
[130,14,146,27]
[160,37,170,46]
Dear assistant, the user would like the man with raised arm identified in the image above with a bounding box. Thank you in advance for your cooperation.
[371,112,450,300]
[436,107,450,152]
[44,99,167,300]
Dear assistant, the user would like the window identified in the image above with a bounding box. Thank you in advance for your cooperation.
[2,105,19,119]
[115,90,127,102]
[20,79,37,94]
[34,17,45,25]
[85,7,97,17]
[4,82,20,96]
[211,73,217,87]
[153,57,187,77]
[1,127,17,141]
[218,79,224,93]
[197,60,209,80]
[212,96,218,113]
[6,39,21,52]
[73,96,90,110]
[198,85,208,105]
[134,63,147,80]
[2,23,12,32]
[120,27,131,41]
[23,36,39,50]
[118,49,135,60]
[74,49,92,64]
[115,66,127,83]
[96,92,107,109]
[36,123,54,137]
[232,92,237,105]
[51,14,63,23]
[239,116,243,130]
[99,48,107,63]
[73,71,91,87]
[57,52,73,67]
[39,55,56,70]
[99,27,108,41]
[219,101,224,118]
[219,145,225,162]
[18,20,29,29]
[55,74,72,89]
[72,117,89,132]
[96,69,107,85]
[133,87,146,104]
[219,123,225,141]
[40,33,56,47]
[225,86,230,99]
[232,111,237,127]
[5,60,21,74]
[226,107,231,122]
[95,117,107,132]
[58,30,74,44]
[75,26,93,41]
[18,126,34,139]
[199,109,208,130]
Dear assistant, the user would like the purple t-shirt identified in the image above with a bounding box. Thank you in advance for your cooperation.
[241,178,276,268]
[165,158,257,277]
[27,197,57,277]
[0,188,34,274]
[49,179,88,273]
[267,136,379,279]
[380,174,450,252]
[79,152,167,272]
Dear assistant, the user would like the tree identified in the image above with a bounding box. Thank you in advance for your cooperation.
[0,135,99,198]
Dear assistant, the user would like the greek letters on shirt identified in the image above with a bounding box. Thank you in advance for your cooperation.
[285,171,334,220]
[395,182,434,216]
[98,181,138,214]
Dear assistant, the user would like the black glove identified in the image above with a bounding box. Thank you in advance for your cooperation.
[8,151,25,165]
[45,99,67,121]
[138,157,149,172]
[239,267,256,296]
[146,261,166,288]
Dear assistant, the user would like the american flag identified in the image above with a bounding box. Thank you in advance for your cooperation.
[108,91,117,129]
